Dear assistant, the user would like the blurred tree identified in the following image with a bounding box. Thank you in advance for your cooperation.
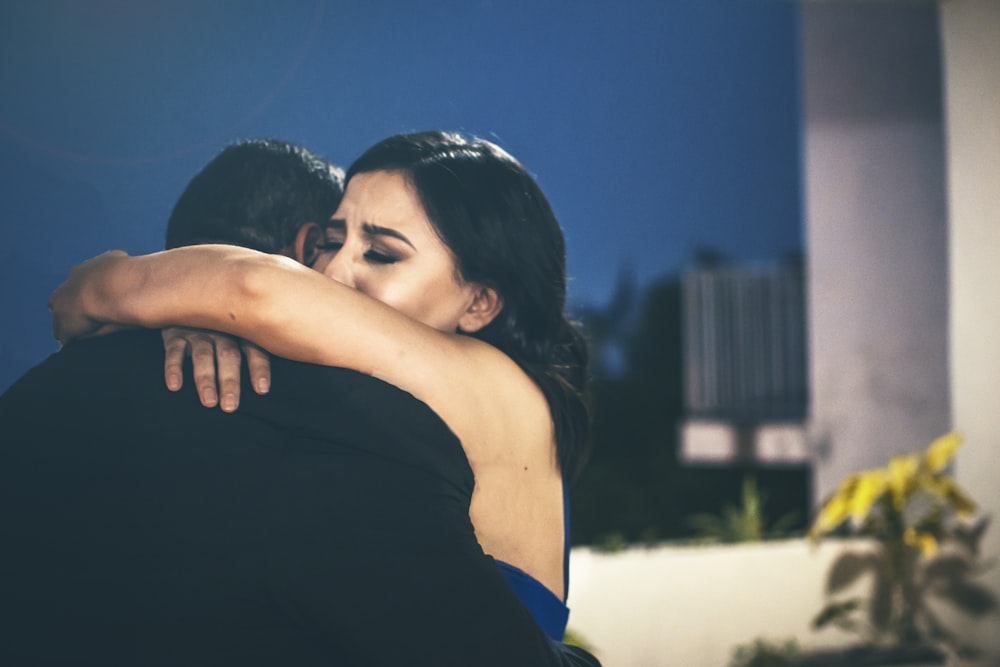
[572,275,684,544]
[571,259,811,547]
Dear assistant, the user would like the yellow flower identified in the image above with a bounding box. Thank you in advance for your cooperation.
[926,476,977,518]
[811,492,849,538]
[923,432,962,474]
[810,432,976,542]
[904,527,938,557]
[850,470,887,523]
[811,474,859,537]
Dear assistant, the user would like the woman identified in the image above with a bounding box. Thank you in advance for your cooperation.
[49,131,590,639]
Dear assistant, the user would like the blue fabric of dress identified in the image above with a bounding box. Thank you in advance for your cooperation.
[495,484,571,640]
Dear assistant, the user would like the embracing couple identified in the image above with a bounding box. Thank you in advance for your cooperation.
[1,132,600,666]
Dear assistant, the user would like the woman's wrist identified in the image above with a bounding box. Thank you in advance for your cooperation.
[94,252,149,326]
[49,250,139,343]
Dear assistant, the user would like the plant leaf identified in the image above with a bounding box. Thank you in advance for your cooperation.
[921,605,959,649]
[935,581,1000,617]
[812,598,861,629]
[887,455,919,512]
[923,554,971,586]
[930,476,978,518]
[826,551,879,594]
[687,513,724,541]
[869,560,893,631]
[948,515,991,557]
[964,515,991,557]
[768,511,801,538]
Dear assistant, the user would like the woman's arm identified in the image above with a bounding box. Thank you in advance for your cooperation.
[48,245,526,448]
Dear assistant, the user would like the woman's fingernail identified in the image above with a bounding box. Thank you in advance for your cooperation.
[166,374,180,391]
[257,378,270,394]
[221,394,237,412]
[201,389,218,406]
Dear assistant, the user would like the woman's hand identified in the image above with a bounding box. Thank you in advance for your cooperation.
[49,250,133,344]
[162,327,272,412]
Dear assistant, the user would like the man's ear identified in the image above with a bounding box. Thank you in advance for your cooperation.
[457,286,503,334]
[293,222,325,266]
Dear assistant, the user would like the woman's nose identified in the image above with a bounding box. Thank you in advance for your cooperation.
[318,249,356,288]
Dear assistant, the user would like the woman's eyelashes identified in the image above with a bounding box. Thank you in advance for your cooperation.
[317,240,399,265]
[364,249,399,264]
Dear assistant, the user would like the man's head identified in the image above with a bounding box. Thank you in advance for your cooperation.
[165,138,344,255]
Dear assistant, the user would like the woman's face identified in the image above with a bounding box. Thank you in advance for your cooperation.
[312,170,490,333]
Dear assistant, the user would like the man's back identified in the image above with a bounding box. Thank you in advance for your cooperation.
[0,331,594,666]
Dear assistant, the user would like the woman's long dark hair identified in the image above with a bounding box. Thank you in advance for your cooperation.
[346,131,591,480]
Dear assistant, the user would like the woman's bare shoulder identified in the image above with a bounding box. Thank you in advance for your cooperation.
[422,337,554,470]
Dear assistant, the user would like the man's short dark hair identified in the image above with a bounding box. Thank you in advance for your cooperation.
[165,138,344,253]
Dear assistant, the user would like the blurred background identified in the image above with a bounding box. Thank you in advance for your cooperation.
[0,0,802,391]
[0,0,808,545]
[2,1,998,665]
[1,0,807,538]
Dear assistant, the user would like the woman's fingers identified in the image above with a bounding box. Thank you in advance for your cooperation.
[189,332,222,408]
[242,341,272,395]
[161,327,255,412]
[213,335,244,412]
[162,327,190,391]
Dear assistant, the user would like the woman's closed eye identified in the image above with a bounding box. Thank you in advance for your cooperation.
[317,240,398,265]
[364,249,399,264]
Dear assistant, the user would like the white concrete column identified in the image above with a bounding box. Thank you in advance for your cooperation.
[942,0,1000,657]
[800,3,950,503]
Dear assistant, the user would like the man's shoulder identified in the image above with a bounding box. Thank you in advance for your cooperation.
[0,329,474,495]
[3,330,381,400]
[1,330,160,399]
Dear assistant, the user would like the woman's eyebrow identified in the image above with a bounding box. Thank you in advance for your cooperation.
[324,218,346,231]
[323,218,415,250]
[361,222,415,249]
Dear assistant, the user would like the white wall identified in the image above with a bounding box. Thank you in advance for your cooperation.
[800,3,951,503]
[568,539,999,667]
[941,0,1000,656]
[567,541,864,667]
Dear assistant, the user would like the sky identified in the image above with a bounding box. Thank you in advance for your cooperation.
[0,0,803,392]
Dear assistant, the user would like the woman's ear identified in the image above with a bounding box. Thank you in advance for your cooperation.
[457,286,503,334]
[293,222,325,266]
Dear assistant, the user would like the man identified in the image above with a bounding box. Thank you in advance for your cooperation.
[0,139,599,666]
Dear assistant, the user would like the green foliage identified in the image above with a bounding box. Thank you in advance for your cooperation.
[729,638,802,667]
[594,532,629,553]
[562,627,594,652]
[687,475,801,543]
[811,518,996,657]
[810,435,998,657]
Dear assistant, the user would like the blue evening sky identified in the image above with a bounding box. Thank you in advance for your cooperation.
[0,0,802,391]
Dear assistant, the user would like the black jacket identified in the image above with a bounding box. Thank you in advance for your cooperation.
[0,330,598,667]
